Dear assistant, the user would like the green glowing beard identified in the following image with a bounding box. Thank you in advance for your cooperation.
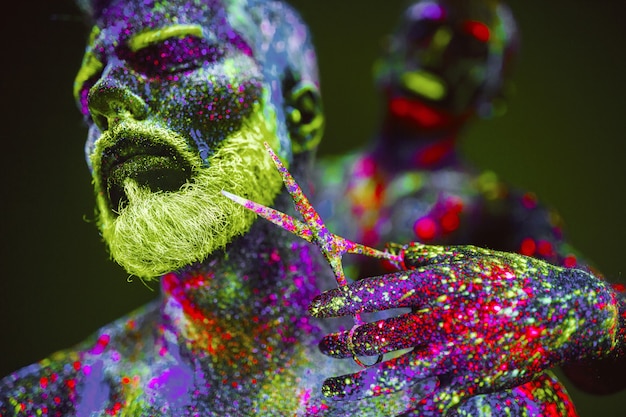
[93,113,283,280]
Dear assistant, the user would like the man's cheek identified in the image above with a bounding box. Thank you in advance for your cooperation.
[162,81,264,153]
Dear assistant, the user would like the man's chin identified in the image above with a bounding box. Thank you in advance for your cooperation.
[95,131,283,280]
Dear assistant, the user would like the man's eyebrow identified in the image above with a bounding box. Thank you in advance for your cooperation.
[128,24,204,52]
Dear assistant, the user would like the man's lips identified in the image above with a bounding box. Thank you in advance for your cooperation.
[100,136,192,213]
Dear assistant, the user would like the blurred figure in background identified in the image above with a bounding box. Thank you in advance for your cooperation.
[313,0,625,414]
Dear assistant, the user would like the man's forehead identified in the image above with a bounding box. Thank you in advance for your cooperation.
[95,0,230,36]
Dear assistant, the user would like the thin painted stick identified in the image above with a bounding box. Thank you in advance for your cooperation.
[221,143,402,367]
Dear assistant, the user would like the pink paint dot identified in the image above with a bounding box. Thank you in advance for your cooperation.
[414,217,437,241]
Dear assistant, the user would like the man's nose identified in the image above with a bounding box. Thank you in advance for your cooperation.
[87,74,148,132]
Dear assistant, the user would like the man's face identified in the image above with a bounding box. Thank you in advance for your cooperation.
[74,0,284,279]
[376,0,506,126]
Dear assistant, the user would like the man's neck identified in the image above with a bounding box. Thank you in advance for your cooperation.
[157,190,332,382]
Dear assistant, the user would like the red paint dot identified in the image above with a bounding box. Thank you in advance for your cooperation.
[464,20,490,42]
[121,376,131,384]
[448,199,464,213]
[92,334,111,355]
[612,283,626,293]
[414,217,438,241]
[390,97,445,128]
[519,238,536,256]
[440,212,460,232]
[563,255,577,268]
[537,240,554,257]
[98,334,110,346]
[417,139,453,166]
[521,192,538,209]
[544,402,559,417]
[39,377,48,389]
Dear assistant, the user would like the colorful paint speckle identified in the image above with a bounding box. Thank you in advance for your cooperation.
[1,0,624,416]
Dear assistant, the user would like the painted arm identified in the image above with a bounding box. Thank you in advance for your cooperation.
[309,243,625,414]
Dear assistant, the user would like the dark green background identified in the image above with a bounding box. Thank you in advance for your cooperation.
[1,1,624,415]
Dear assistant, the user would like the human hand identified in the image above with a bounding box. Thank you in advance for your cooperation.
[309,243,621,414]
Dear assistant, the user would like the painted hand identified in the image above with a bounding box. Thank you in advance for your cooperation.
[309,243,621,414]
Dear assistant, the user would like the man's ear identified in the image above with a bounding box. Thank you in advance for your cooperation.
[285,81,324,153]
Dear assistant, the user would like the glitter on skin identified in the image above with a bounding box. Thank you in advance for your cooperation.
[226,146,625,415]
[2,0,411,415]
[2,0,625,416]
[0,0,430,414]
[309,243,621,413]
[223,143,406,367]
[313,0,626,414]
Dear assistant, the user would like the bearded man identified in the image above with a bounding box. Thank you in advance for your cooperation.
[0,0,375,414]
[1,0,624,416]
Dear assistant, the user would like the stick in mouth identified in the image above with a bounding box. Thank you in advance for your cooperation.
[221,142,404,367]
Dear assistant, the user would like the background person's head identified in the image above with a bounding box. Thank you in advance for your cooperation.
[374,0,519,134]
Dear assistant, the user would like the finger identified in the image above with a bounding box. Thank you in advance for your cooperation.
[393,377,441,417]
[397,384,458,416]
[400,377,469,417]
[319,311,438,358]
[443,371,575,417]
[309,269,449,318]
[446,389,536,417]
[322,344,448,401]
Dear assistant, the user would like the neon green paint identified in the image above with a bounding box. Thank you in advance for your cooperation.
[88,25,101,45]
[73,26,104,101]
[74,52,104,100]
[128,24,204,52]
[432,26,453,50]
[401,70,447,101]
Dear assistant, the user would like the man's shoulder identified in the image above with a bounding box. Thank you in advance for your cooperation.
[0,301,160,416]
